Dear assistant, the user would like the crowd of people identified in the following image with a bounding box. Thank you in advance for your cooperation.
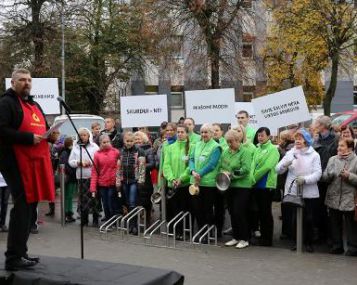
[15,111,357,254]
[1,97,357,258]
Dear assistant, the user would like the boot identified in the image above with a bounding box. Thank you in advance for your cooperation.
[45,202,55,217]
[65,212,75,223]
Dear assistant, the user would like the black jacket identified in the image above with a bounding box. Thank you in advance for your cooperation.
[313,130,338,172]
[0,88,48,171]
[120,145,145,184]
[100,128,123,149]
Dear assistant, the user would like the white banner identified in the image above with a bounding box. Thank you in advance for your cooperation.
[120,94,168,128]
[231,102,258,128]
[185,88,235,124]
[252,86,310,134]
[6,78,60,115]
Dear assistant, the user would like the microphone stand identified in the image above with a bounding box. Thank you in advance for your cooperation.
[61,105,97,260]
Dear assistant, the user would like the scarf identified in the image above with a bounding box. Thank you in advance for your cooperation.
[167,134,177,145]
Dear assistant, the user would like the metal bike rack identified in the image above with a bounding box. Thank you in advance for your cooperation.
[192,224,217,246]
[170,212,192,248]
[119,206,146,238]
[143,219,167,246]
[99,214,123,234]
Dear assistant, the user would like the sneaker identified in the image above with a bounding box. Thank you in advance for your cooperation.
[30,226,39,234]
[0,225,8,232]
[225,239,238,247]
[345,250,357,257]
[254,230,261,238]
[329,247,344,255]
[236,240,249,249]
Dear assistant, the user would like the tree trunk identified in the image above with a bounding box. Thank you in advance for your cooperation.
[209,37,220,89]
[31,1,45,76]
[323,52,339,116]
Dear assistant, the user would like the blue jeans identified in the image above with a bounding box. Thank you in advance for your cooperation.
[99,187,120,219]
[122,183,137,209]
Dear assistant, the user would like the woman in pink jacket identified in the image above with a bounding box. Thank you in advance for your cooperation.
[90,134,120,222]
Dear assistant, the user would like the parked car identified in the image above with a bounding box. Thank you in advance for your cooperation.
[331,110,357,128]
[53,114,105,139]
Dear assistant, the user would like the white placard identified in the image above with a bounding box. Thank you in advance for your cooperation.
[185,88,235,124]
[252,86,310,134]
[6,78,60,115]
[120,94,168,128]
[231,102,258,128]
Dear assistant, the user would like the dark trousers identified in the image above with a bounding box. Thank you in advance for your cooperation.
[1,168,36,262]
[99,186,120,220]
[78,179,99,224]
[281,202,294,238]
[191,186,215,230]
[317,182,329,240]
[167,186,189,234]
[228,187,250,241]
[213,188,225,235]
[329,208,357,252]
[253,188,274,245]
[291,198,318,245]
[0,186,10,226]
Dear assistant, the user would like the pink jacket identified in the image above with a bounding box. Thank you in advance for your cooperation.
[90,147,120,192]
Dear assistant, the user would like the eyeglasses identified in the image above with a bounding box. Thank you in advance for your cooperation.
[236,116,245,119]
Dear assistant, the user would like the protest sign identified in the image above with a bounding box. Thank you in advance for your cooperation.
[185,88,235,124]
[231,102,258,128]
[252,86,310,134]
[6,78,60,115]
[120,94,168,128]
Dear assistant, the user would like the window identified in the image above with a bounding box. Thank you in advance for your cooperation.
[171,85,184,108]
[242,43,253,58]
[145,85,158,95]
[243,92,253,102]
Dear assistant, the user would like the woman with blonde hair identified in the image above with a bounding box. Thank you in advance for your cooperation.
[221,130,254,248]
[189,124,222,240]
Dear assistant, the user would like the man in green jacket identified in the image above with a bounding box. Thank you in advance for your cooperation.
[236,110,256,143]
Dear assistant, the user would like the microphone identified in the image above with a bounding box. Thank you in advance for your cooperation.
[57,97,71,113]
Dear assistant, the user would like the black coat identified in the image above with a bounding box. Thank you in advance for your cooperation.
[313,130,338,172]
[0,88,49,196]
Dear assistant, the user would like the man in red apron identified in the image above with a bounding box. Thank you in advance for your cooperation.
[0,69,55,271]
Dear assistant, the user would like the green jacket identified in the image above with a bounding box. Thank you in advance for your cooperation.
[190,139,221,187]
[218,137,228,152]
[163,140,190,188]
[246,126,256,143]
[188,132,201,147]
[251,140,279,189]
[219,145,254,188]
[157,140,170,188]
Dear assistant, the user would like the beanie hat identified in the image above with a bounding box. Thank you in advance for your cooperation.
[296,128,313,147]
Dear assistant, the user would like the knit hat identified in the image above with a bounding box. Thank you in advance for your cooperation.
[296,128,313,146]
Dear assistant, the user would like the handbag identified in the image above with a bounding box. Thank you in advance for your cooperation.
[282,178,304,208]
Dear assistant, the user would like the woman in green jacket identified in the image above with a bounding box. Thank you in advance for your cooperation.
[163,125,191,239]
[251,127,280,246]
[189,124,222,234]
[221,130,254,249]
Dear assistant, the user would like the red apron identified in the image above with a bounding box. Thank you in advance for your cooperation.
[13,97,55,203]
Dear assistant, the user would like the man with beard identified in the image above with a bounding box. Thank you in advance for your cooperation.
[0,69,55,270]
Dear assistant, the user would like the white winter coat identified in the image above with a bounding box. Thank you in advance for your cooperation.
[69,128,99,179]
[276,146,322,198]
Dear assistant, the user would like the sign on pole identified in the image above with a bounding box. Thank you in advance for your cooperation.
[231,102,258,128]
[120,94,168,128]
[185,88,235,124]
[252,86,310,134]
[6,78,60,115]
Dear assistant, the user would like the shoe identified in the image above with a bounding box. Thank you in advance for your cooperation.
[329,247,344,255]
[225,239,239,247]
[175,234,183,241]
[254,230,261,238]
[5,257,37,271]
[30,227,39,234]
[65,216,75,223]
[345,250,357,257]
[45,211,54,217]
[223,227,232,235]
[236,240,249,249]
[24,255,40,263]
[131,227,138,236]
[291,246,297,251]
[280,234,289,240]
[101,217,108,222]
[305,244,314,253]
[0,225,8,232]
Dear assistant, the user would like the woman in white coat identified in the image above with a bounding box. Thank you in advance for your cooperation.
[69,128,100,226]
[276,128,322,252]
